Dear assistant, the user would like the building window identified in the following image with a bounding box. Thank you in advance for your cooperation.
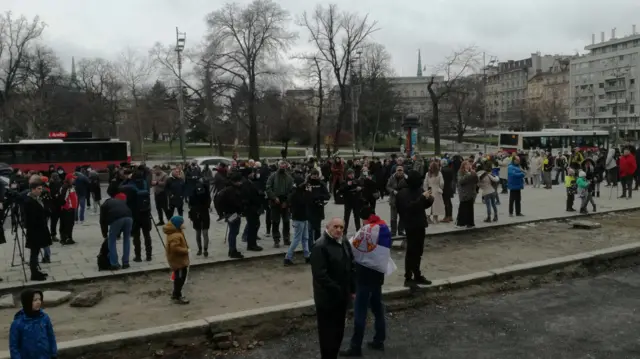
[420,90,424,96]
[599,83,604,88]
[620,55,625,61]
[631,105,635,114]
[412,91,416,97]
[631,79,635,85]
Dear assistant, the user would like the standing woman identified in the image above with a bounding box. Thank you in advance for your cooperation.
[424,161,445,223]
[456,161,478,229]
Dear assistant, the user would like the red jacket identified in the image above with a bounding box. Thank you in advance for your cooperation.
[61,186,79,210]
[619,154,637,178]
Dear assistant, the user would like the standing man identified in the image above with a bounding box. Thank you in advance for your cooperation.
[152,165,170,225]
[396,170,434,289]
[266,161,294,248]
[507,157,526,217]
[24,182,51,281]
[311,218,355,359]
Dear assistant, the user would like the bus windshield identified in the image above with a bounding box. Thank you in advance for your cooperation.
[499,133,519,146]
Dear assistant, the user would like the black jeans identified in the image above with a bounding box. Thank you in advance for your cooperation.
[245,212,260,248]
[621,176,634,198]
[154,193,170,223]
[316,303,348,359]
[172,267,189,299]
[29,247,40,275]
[59,209,75,241]
[509,190,522,215]
[343,201,361,234]
[49,210,60,238]
[404,226,425,280]
[443,195,453,218]
[456,200,475,227]
[264,205,272,234]
[133,214,152,258]
[566,192,575,210]
[270,204,290,242]
[308,217,322,247]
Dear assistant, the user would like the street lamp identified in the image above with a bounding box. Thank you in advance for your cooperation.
[483,52,498,154]
[175,27,187,163]
[350,51,362,157]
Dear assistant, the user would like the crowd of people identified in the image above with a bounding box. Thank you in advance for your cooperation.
[4,143,640,286]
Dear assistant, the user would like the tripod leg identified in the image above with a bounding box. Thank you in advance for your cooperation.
[149,213,165,248]
[11,238,17,267]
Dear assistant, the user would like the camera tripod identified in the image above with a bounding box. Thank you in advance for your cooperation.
[3,204,29,282]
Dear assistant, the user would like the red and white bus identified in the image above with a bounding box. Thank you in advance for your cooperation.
[0,138,131,173]
[498,130,610,154]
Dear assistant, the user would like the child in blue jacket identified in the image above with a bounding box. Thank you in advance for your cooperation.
[9,289,58,359]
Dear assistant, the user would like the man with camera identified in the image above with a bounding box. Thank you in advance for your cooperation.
[119,169,153,262]
[305,168,330,246]
[215,172,246,259]
[24,182,52,281]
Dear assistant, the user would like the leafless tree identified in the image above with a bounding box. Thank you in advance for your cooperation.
[0,12,46,138]
[426,46,480,154]
[299,4,378,152]
[447,76,484,143]
[206,0,296,159]
[115,48,153,154]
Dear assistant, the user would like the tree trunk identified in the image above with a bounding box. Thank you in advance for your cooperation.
[456,112,464,143]
[316,82,323,160]
[371,106,381,155]
[248,77,260,160]
[333,87,348,153]
[431,102,441,155]
[216,135,225,156]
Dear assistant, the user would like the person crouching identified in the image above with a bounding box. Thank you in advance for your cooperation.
[165,216,190,304]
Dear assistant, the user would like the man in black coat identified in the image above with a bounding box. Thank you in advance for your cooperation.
[396,170,434,289]
[24,182,52,281]
[311,217,355,359]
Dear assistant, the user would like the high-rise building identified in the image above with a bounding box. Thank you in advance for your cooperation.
[569,26,640,139]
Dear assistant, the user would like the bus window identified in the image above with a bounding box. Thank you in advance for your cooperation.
[499,134,519,146]
[523,137,541,149]
[0,147,15,164]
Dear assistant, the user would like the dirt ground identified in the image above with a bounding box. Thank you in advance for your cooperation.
[0,211,638,349]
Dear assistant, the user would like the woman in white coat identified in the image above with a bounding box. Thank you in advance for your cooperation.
[530,152,542,188]
[424,161,445,223]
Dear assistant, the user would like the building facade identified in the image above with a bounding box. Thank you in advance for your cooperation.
[527,57,572,128]
[569,27,640,139]
[489,53,564,129]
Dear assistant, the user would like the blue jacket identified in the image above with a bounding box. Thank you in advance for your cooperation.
[9,309,58,359]
[507,163,525,190]
[73,172,90,197]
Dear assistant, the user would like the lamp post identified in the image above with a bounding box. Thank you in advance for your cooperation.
[483,52,498,154]
[175,27,187,163]
[350,51,362,158]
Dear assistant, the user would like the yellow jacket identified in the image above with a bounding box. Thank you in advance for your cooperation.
[164,222,190,270]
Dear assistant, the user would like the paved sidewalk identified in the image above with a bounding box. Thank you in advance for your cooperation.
[0,184,636,289]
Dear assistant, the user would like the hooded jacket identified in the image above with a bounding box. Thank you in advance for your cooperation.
[605,149,617,170]
[10,289,58,359]
[164,221,190,271]
[396,170,434,229]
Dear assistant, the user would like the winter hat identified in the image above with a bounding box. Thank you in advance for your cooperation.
[347,168,355,175]
[579,171,586,178]
[407,170,423,189]
[65,173,76,181]
[567,168,575,176]
[170,216,184,230]
[20,288,43,317]
[114,193,127,201]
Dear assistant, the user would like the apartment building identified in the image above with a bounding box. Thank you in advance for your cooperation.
[488,53,562,128]
[569,26,640,139]
[527,57,572,127]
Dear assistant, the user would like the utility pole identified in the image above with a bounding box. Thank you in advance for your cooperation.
[350,51,362,158]
[176,27,187,163]
[483,52,498,154]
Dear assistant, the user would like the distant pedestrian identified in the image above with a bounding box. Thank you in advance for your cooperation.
[10,289,58,359]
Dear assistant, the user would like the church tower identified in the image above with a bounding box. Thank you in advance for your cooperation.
[417,50,423,77]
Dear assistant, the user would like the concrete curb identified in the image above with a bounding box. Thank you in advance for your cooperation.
[4,241,640,359]
[4,205,639,293]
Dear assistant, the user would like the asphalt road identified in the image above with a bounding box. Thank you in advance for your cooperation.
[205,266,640,359]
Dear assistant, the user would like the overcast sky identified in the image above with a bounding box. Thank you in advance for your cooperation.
[4,0,640,80]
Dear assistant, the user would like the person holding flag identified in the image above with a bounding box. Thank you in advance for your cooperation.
[339,206,395,357]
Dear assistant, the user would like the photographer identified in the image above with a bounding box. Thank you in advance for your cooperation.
[396,170,434,290]
[305,169,330,246]
[24,182,51,281]
[265,161,294,248]
[188,178,211,257]
[214,172,245,259]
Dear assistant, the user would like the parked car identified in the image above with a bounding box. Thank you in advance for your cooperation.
[191,157,233,176]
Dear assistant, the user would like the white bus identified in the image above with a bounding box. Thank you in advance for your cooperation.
[498,130,610,154]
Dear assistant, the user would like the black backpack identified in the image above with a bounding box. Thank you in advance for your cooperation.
[195,181,206,196]
[136,181,151,212]
[97,239,110,271]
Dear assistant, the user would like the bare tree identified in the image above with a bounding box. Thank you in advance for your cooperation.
[0,12,46,138]
[115,48,153,154]
[447,76,484,143]
[426,46,480,154]
[299,4,378,152]
[206,0,296,159]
